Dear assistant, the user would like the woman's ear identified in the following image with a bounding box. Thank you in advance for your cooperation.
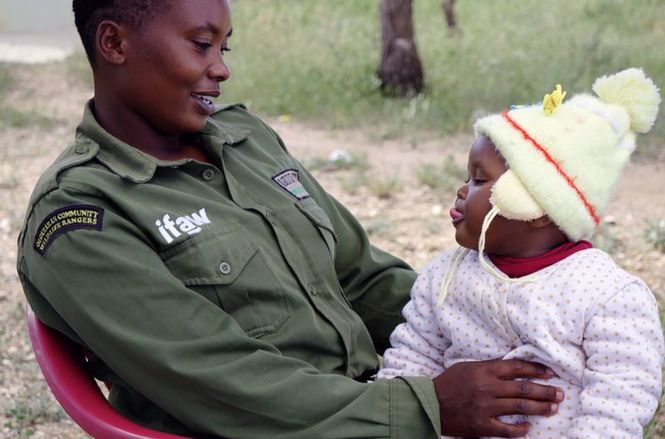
[96,20,127,65]
[528,215,554,229]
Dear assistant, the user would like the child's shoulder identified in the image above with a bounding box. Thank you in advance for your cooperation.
[550,247,652,298]
[555,247,634,279]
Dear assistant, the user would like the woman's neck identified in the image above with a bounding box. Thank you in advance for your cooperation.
[91,95,215,165]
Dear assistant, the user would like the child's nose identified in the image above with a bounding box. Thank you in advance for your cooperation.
[456,184,467,200]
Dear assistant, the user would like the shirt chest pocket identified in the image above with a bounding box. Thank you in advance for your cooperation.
[161,226,289,338]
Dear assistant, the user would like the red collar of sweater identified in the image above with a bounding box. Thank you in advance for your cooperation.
[488,240,593,278]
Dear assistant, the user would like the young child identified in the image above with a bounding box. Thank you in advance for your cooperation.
[378,68,664,438]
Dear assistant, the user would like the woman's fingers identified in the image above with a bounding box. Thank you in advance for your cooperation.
[434,359,564,437]
[491,359,555,380]
[485,419,531,438]
[491,397,560,417]
[494,378,564,403]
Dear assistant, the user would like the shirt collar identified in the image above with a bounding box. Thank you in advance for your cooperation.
[75,100,249,183]
[202,104,251,145]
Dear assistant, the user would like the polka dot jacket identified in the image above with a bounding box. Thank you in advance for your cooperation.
[378,248,664,438]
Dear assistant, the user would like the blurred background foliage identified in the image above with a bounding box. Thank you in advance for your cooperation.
[220,0,665,147]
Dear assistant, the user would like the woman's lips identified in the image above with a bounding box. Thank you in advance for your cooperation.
[191,93,216,115]
[450,207,464,225]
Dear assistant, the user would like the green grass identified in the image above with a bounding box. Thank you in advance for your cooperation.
[302,151,368,173]
[416,155,466,192]
[4,400,64,438]
[0,63,58,129]
[645,219,665,253]
[367,173,401,199]
[591,221,622,255]
[224,0,665,142]
[645,302,665,438]
[67,51,93,87]
[0,63,15,102]
[339,171,368,195]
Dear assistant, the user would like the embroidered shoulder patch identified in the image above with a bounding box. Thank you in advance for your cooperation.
[272,169,310,200]
[34,204,104,256]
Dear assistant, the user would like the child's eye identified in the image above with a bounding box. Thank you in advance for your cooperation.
[472,178,487,185]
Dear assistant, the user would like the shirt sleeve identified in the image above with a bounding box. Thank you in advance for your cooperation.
[379,255,452,379]
[567,281,665,438]
[19,184,440,439]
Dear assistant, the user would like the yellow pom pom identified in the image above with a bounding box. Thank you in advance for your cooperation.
[543,84,567,115]
[592,68,661,133]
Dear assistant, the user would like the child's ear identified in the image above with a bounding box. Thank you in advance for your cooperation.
[528,215,554,229]
[96,20,127,65]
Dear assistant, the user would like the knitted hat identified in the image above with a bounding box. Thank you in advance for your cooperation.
[437,68,661,303]
[474,68,661,241]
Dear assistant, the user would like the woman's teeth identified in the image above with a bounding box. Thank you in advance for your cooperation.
[192,94,213,106]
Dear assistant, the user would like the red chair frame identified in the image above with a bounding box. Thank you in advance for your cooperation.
[26,307,189,439]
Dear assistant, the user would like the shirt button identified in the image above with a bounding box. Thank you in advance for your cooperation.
[75,144,89,154]
[265,211,274,224]
[218,262,231,275]
[201,169,215,181]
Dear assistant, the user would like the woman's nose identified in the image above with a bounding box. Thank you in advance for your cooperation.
[209,58,230,82]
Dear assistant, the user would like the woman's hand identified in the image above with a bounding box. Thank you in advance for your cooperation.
[433,359,564,438]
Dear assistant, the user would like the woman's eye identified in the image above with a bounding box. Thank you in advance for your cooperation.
[221,47,231,55]
[194,41,212,50]
[472,178,487,185]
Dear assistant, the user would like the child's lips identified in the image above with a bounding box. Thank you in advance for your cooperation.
[450,207,464,224]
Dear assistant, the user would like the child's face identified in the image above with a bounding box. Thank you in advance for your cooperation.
[118,0,232,136]
[451,136,526,255]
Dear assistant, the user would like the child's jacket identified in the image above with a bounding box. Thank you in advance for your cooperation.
[380,248,664,438]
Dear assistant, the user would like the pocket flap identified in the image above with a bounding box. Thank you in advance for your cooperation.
[162,228,257,286]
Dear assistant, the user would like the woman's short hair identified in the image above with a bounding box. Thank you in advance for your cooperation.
[72,0,171,66]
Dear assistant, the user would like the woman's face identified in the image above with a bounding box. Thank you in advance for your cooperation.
[118,0,233,136]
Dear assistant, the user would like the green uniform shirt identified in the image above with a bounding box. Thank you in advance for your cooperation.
[17,102,440,438]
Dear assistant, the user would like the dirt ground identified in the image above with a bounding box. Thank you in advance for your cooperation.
[1,61,664,438]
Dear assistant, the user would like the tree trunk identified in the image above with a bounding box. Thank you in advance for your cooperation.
[442,0,457,32]
[377,0,424,97]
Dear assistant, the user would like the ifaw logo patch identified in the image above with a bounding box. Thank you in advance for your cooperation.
[34,204,104,256]
[154,208,211,244]
[272,169,310,200]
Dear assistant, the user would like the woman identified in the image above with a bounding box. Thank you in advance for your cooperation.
[17,1,562,437]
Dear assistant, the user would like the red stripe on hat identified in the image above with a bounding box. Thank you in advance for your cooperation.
[501,111,600,225]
